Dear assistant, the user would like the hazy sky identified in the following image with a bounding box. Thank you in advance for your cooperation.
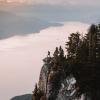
[0,0,99,100]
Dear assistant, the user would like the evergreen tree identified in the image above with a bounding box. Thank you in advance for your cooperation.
[52,47,59,71]
[33,83,38,96]
[59,46,64,58]
[66,32,81,62]
[66,32,90,63]
[88,24,98,62]
[53,47,59,57]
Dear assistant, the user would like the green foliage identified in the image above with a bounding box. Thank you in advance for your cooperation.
[40,96,46,100]
[88,24,97,34]
[88,24,100,62]
[52,46,67,71]
[32,83,38,97]
[59,46,64,59]
[66,32,81,62]
[46,46,68,100]
[32,83,44,100]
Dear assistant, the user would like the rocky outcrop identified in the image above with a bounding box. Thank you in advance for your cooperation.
[32,58,100,100]
[34,55,81,100]
[12,49,100,100]
[38,57,52,94]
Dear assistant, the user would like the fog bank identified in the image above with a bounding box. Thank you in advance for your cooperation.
[0,22,89,100]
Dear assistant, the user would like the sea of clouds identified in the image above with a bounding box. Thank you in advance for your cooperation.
[0,22,89,100]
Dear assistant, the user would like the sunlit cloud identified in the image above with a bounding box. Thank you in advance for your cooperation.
[0,0,100,6]
[0,0,32,4]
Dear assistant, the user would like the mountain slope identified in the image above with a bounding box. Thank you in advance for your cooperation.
[0,10,62,39]
[11,94,32,100]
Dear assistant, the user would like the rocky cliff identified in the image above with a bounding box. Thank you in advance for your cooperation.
[32,47,100,100]
[32,55,81,100]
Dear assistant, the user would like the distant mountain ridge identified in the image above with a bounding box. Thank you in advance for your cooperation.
[11,94,32,100]
[0,10,62,39]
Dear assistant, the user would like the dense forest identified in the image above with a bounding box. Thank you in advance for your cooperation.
[32,23,100,100]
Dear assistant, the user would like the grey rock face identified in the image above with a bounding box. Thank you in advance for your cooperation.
[38,57,93,100]
[38,57,52,94]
